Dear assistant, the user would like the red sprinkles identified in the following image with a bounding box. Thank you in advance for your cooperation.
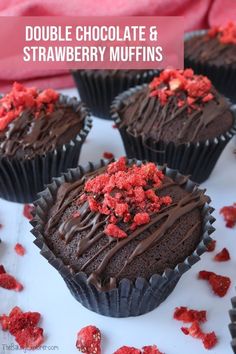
[214,248,230,262]
[198,271,231,297]
[76,325,101,354]
[208,21,236,44]
[14,243,26,256]
[82,158,172,239]
[220,203,236,228]
[23,204,34,221]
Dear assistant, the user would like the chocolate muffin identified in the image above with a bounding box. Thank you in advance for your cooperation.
[185,22,236,102]
[0,82,92,203]
[31,158,215,317]
[112,69,236,183]
[71,69,158,119]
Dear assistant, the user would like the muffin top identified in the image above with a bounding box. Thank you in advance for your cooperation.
[115,69,233,144]
[185,21,236,67]
[0,82,87,159]
[44,158,209,291]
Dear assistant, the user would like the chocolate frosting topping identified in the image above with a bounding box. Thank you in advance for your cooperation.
[116,86,233,144]
[44,161,209,291]
[0,95,86,159]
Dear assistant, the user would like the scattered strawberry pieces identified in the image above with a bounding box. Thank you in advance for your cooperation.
[206,240,216,252]
[149,69,214,109]
[0,82,59,131]
[208,21,236,44]
[220,203,236,228]
[214,248,230,262]
[0,306,44,350]
[82,158,172,239]
[76,325,101,354]
[103,152,114,159]
[181,321,217,350]
[198,271,231,297]
[23,204,34,221]
[174,307,206,323]
[0,268,23,292]
[113,347,141,354]
[142,345,163,354]
[14,243,26,256]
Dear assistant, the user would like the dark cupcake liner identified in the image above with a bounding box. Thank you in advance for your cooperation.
[31,159,215,318]
[229,296,236,353]
[111,85,236,184]
[71,70,159,120]
[0,95,92,203]
[184,30,236,103]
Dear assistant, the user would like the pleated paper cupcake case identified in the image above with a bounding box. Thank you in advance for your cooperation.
[184,30,236,103]
[229,296,236,353]
[111,86,236,184]
[71,70,159,119]
[0,97,92,203]
[31,159,215,318]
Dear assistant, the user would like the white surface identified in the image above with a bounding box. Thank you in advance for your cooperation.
[0,87,236,354]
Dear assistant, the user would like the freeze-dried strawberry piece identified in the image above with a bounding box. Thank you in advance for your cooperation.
[198,271,231,297]
[181,321,218,350]
[103,152,114,159]
[14,243,26,256]
[142,345,163,354]
[104,224,127,239]
[76,325,101,354]
[0,306,23,331]
[214,248,230,262]
[174,307,207,323]
[0,264,6,274]
[220,203,236,228]
[0,273,23,291]
[114,346,141,354]
[206,240,216,252]
[15,326,44,349]
[8,311,41,336]
[202,332,218,349]
[0,314,9,331]
[23,204,34,221]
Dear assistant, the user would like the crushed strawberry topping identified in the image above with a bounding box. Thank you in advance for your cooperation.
[82,158,172,239]
[220,203,236,228]
[103,152,114,159]
[76,325,101,354]
[0,265,23,291]
[142,345,163,354]
[208,21,236,44]
[23,204,34,221]
[149,69,214,109]
[198,271,231,297]
[181,321,217,350]
[0,82,59,131]
[0,306,44,349]
[206,240,216,252]
[214,247,230,262]
[114,346,163,354]
[174,307,207,323]
[14,243,26,256]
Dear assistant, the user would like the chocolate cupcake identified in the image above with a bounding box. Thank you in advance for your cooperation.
[229,296,236,353]
[31,157,215,317]
[185,22,236,102]
[112,69,236,183]
[0,82,92,203]
[71,70,158,119]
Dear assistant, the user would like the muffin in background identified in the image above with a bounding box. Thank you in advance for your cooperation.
[112,69,236,183]
[0,82,92,203]
[185,22,236,102]
[31,157,215,317]
[71,70,158,119]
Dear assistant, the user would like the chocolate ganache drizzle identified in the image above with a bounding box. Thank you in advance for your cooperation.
[45,160,209,291]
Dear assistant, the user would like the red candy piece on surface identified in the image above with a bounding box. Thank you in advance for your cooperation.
[103,152,114,159]
[206,240,216,252]
[214,248,230,262]
[199,271,231,297]
[0,273,23,291]
[174,307,207,323]
[142,345,163,354]
[114,347,141,354]
[23,204,34,221]
[220,203,236,228]
[76,325,101,354]
[15,326,44,349]
[14,243,26,256]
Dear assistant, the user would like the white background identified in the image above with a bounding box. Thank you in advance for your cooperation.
[0,87,236,354]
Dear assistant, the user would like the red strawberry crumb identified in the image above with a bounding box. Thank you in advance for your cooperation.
[220,203,236,228]
[14,243,26,256]
[0,264,6,274]
[103,152,114,159]
[0,273,23,291]
[206,240,216,252]
[202,332,218,350]
[23,204,34,221]
[181,321,217,350]
[208,21,236,44]
[142,345,163,354]
[214,248,230,262]
[174,307,207,323]
[104,224,127,239]
[15,327,44,349]
[76,325,101,354]
[198,271,231,297]
[114,347,141,354]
